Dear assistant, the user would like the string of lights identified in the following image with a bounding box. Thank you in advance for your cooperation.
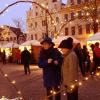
[44,71,100,100]
[0,66,23,100]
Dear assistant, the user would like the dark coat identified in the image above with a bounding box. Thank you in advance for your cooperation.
[38,47,63,87]
[21,50,31,64]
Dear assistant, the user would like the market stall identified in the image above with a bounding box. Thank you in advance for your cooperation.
[53,36,80,47]
[20,40,41,64]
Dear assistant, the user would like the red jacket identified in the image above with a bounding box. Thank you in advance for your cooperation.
[94,47,100,58]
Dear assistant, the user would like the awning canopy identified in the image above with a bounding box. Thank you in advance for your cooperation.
[87,32,100,41]
[53,36,80,44]
[3,42,19,48]
[21,40,40,46]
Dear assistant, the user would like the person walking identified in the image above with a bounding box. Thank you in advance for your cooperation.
[58,37,79,100]
[74,43,85,76]
[2,50,6,64]
[21,47,31,75]
[38,37,63,100]
[92,42,100,74]
[82,45,91,74]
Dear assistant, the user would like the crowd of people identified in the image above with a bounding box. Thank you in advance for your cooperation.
[0,36,100,100]
[38,37,100,100]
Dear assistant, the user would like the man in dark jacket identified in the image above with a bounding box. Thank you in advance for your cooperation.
[38,37,63,100]
[21,47,31,75]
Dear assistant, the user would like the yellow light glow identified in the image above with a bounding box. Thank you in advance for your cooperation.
[63,93,66,96]
[19,46,31,52]
[85,77,89,81]
[53,91,56,95]
[78,82,82,86]
[11,80,16,84]
[50,90,53,93]
[4,74,8,77]
[96,72,100,76]
[18,91,21,94]
[71,85,75,89]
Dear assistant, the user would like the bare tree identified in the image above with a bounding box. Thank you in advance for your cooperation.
[12,18,25,32]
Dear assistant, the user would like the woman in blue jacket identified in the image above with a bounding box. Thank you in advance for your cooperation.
[38,37,63,100]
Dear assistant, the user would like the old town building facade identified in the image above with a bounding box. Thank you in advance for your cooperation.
[26,0,100,45]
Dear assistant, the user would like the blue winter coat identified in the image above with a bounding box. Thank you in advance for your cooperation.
[38,47,63,87]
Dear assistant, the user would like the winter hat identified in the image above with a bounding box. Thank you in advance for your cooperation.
[40,37,55,46]
[58,37,73,49]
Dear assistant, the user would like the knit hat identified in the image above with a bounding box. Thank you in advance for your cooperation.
[58,37,73,49]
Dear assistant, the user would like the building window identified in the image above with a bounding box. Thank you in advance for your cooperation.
[42,33,45,38]
[86,24,90,34]
[65,28,68,35]
[71,26,75,35]
[84,0,89,2]
[14,37,16,40]
[42,20,46,26]
[77,0,81,4]
[10,37,13,41]
[78,25,82,35]
[31,35,33,40]
[35,34,37,40]
[35,22,37,28]
[70,0,74,5]
[52,0,57,2]
[64,14,68,21]
[71,12,74,20]
[36,12,38,16]
[56,17,59,23]
[78,11,82,19]
[36,6,38,9]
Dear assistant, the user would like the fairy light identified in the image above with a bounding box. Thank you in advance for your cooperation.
[78,82,82,86]
[11,80,16,84]
[85,77,89,81]
[17,91,21,94]
[86,12,89,16]
[4,74,8,77]
[63,92,66,96]
[75,12,78,17]
[50,90,53,93]
[53,91,56,95]
[96,19,99,23]
[71,85,75,89]
[0,66,23,99]
[96,72,100,76]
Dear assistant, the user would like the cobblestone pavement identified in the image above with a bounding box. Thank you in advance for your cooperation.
[0,63,100,100]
